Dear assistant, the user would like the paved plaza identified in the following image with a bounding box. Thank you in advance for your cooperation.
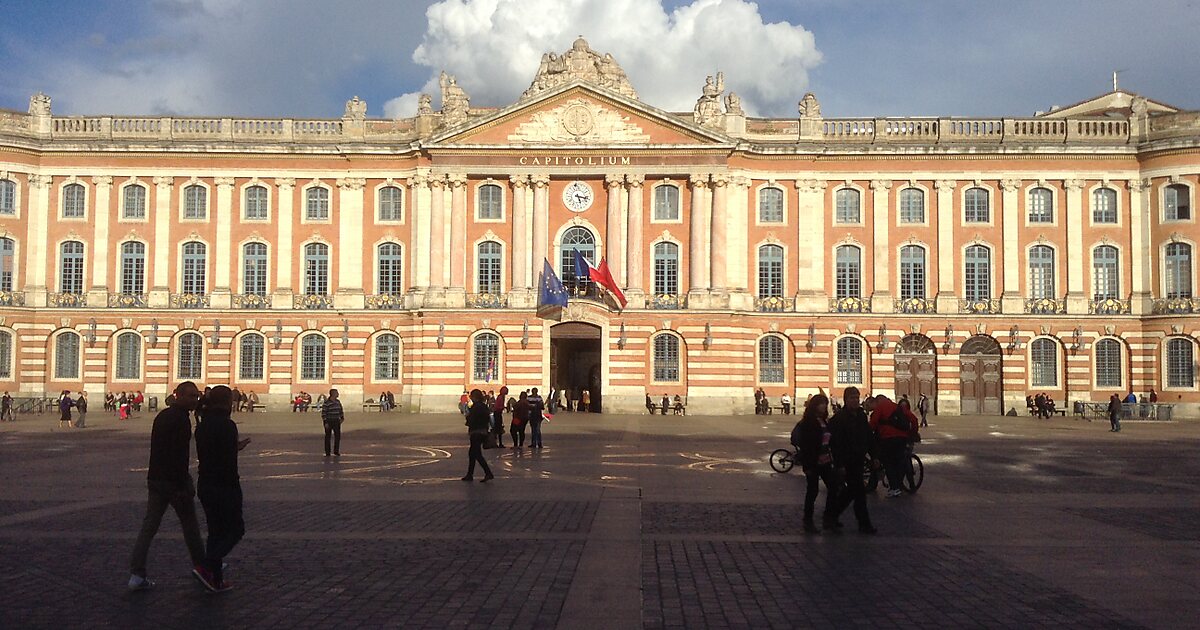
[1,406,1197,629]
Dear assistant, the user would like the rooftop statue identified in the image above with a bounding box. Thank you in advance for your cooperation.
[439,71,471,126]
[521,37,639,101]
[28,92,51,116]
[343,95,367,120]
[798,92,822,119]
[693,72,725,127]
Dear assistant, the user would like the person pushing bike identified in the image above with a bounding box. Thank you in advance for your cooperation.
[869,394,921,498]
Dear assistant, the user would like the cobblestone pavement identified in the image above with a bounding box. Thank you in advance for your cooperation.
[1,409,1197,629]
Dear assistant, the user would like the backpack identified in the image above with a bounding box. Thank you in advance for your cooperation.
[888,407,912,432]
[790,421,804,449]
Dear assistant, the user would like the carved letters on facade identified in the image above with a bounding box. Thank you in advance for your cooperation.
[508,98,650,144]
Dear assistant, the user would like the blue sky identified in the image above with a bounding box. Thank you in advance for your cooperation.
[1,0,1196,120]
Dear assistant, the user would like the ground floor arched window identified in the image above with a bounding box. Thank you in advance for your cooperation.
[835,337,863,384]
[758,336,785,383]
[652,334,679,382]
[473,333,500,382]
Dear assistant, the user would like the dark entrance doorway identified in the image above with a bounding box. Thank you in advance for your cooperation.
[960,335,1003,415]
[894,334,937,412]
[549,322,602,412]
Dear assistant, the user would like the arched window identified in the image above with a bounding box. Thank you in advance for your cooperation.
[836,337,863,384]
[304,243,329,295]
[1028,187,1054,223]
[964,187,989,222]
[300,334,326,381]
[759,336,785,384]
[1165,184,1190,221]
[653,185,679,221]
[243,243,268,296]
[472,332,500,382]
[244,185,268,220]
[1167,338,1195,388]
[758,187,783,223]
[54,331,80,379]
[477,184,502,220]
[1030,338,1058,387]
[116,332,141,380]
[62,183,86,218]
[652,334,679,382]
[835,245,860,299]
[964,245,991,301]
[477,241,502,294]
[560,227,595,287]
[305,187,329,220]
[835,188,860,223]
[1028,245,1055,299]
[120,242,146,295]
[183,184,206,219]
[181,242,206,295]
[176,332,203,379]
[378,186,403,221]
[1093,187,1117,223]
[0,330,12,379]
[899,245,926,300]
[239,333,265,381]
[900,188,925,223]
[758,244,784,298]
[1165,243,1192,299]
[1095,339,1122,388]
[0,237,15,292]
[59,241,85,294]
[123,184,146,219]
[0,178,14,215]
[375,333,401,381]
[1093,246,1119,299]
[653,242,679,295]
[378,243,404,295]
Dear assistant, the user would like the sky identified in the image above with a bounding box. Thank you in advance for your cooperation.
[0,0,1197,121]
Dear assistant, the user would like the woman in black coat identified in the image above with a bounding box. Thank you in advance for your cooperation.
[462,390,494,482]
[795,394,837,532]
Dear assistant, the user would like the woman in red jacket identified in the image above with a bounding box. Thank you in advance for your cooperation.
[869,395,920,498]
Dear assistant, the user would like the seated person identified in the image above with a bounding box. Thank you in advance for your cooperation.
[660,394,670,415]
[645,394,656,414]
[672,395,684,415]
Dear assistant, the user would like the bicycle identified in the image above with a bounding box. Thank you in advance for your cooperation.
[769,446,796,473]
[865,444,923,493]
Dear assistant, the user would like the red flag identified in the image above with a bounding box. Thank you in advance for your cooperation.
[589,257,627,310]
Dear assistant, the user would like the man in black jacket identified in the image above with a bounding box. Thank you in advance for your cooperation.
[826,387,877,534]
[321,388,345,456]
[193,386,250,593]
[127,382,206,590]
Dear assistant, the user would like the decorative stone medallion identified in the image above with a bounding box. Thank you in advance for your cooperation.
[562,104,595,136]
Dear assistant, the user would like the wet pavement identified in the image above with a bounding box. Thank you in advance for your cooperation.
[0,409,1196,629]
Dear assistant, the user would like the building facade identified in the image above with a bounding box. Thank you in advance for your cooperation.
[0,38,1198,415]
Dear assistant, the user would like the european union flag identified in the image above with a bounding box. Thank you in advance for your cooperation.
[537,258,568,321]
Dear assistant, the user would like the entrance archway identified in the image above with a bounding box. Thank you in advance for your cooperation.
[960,335,1003,415]
[894,334,936,411]
[549,321,603,412]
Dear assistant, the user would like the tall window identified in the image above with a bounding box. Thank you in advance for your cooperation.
[177,332,203,379]
[183,184,206,219]
[181,242,206,294]
[653,185,679,221]
[652,334,679,382]
[965,187,989,223]
[1165,184,1190,221]
[300,334,326,380]
[473,333,499,381]
[375,333,401,381]
[123,184,146,219]
[59,241,84,294]
[964,245,991,301]
[1094,339,1122,388]
[378,186,403,221]
[560,227,595,287]
[243,243,268,296]
[378,243,404,295]
[116,332,141,380]
[653,242,679,295]
[1165,243,1192,299]
[1167,338,1195,388]
[836,337,863,384]
[1028,245,1055,299]
[756,244,784,298]
[0,330,11,379]
[1093,246,1119,299]
[62,183,86,218]
[835,245,861,299]
[1030,338,1058,387]
[239,333,265,381]
[477,184,502,219]
[900,188,925,223]
[0,179,14,215]
[835,188,860,223]
[759,336,785,383]
[304,243,329,295]
[476,241,502,294]
[899,245,926,300]
[1028,187,1053,223]
[54,332,80,379]
[0,237,14,292]
[244,185,268,220]
[305,187,329,220]
[1093,187,1117,224]
[758,187,783,223]
[120,242,146,295]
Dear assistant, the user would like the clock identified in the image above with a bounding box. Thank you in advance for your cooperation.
[562,180,594,212]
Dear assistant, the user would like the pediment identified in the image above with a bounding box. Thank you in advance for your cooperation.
[1039,90,1179,119]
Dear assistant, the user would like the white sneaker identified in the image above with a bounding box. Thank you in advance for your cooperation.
[887,489,903,498]
[128,574,155,590]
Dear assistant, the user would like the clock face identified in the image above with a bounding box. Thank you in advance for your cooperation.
[562,180,594,212]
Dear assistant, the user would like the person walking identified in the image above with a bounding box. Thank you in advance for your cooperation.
[58,391,74,428]
[1107,393,1122,432]
[127,382,207,590]
[917,393,930,427]
[870,395,920,499]
[827,387,877,534]
[793,394,838,533]
[555,388,567,414]
[321,388,345,457]
[492,386,508,448]
[511,391,529,448]
[192,386,250,593]
[74,392,88,428]
[580,389,591,412]
[528,387,546,448]
[462,389,494,482]
[2,391,13,421]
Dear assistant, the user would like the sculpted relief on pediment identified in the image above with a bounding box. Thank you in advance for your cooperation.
[507,98,651,144]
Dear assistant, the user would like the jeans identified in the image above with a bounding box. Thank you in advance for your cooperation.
[510,424,525,447]
[466,432,493,478]
[530,421,543,448]
[74,411,87,428]
[324,421,342,455]
[803,465,839,523]
[129,479,206,577]
[1110,413,1121,431]
[197,482,244,585]
[831,461,872,527]
[880,439,909,491]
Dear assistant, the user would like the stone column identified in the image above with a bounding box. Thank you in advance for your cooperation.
[410,172,431,292]
[150,176,173,308]
[273,178,295,308]
[88,176,113,306]
[531,175,550,278]
[335,177,366,309]
[688,174,709,296]
[510,175,530,290]
[870,179,892,312]
[212,176,235,308]
[1000,178,1022,313]
[794,179,827,311]
[448,173,468,291]
[1129,179,1152,314]
[1064,179,1087,313]
[605,175,624,282]
[934,179,957,313]
[428,175,446,290]
[625,175,645,306]
[709,173,729,293]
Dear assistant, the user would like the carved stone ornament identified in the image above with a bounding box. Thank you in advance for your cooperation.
[798,92,821,118]
[976,323,986,334]
[694,72,725,127]
[184,319,195,329]
[846,323,856,334]
[724,92,745,116]
[522,37,638,101]
[1172,324,1183,335]
[769,322,779,332]
[29,92,51,116]
[508,98,650,144]
[246,319,256,329]
[661,320,671,331]
[1040,325,1050,335]
[1105,325,1115,335]
[438,71,471,126]
[911,324,921,334]
[343,96,367,120]
[60,317,71,328]
[122,318,132,329]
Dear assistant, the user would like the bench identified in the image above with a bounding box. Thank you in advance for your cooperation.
[647,400,687,415]
[362,402,381,412]
[769,404,796,415]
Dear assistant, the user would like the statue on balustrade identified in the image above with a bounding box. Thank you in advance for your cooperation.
[725,91,745,116]
[798,92,821,119]
[343,96,367,120]
[417,93,433,115]
[28,92,51,116]
[439,71,471,126]
[693,72,725,127]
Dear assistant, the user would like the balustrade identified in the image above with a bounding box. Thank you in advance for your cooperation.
[365,293,406,310]
[894,297,936,314]
[1024,297,1067,315]
[829,296,870,313]
[108,293,147,308]
[959,298,1001,314]
[757,296,796,312]
[1088,297,1132,315]
[0,291,25,306]
[466,293,509,309]
[649,294,685,310]
[294,294,333,310]
[47,292,86,307]
[169,293,210,309]
[1152,297,1199,314]
[233,293,271,309]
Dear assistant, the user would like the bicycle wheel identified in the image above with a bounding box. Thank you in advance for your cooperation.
[769,449,794,473]
[902,454,924,493]
[864,460,880,491]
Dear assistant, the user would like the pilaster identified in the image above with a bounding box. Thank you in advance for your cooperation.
[1000,178,1023,313]
[531,174,550,278]
[428,175,446,289]
[272,178,295,308]
[335,177,366,309]
[870,179,892,312]
[23,174,51,305]
[710,173,729,293]
[411,171,432,291]
[447,173,468,291]
[510,175,530,290]
[624,175,645,307]
[605,174,624,284]
[795,179,827,311]
[1064,179,1087,313]
[150,176,173,308]
[1129,179,1152,314]
[88,176,113,305]
[728,175,752,298]
[687,174,709,298]
[934,179,958,313]
[212,176,235,308]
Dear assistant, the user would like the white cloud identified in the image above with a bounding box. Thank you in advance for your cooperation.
[385,0,821,118]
